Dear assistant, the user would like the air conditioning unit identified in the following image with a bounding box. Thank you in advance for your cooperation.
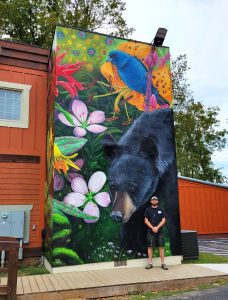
[181,230,199,260]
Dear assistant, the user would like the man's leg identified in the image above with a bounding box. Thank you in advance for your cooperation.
[158,232,168,270]
[148,246,153,264]
[145,232,154,269]
[159,246,165,264]
[145,246,153,269]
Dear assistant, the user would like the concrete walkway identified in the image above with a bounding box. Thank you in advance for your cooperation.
[0,264,227,299]
[196,263,228,274]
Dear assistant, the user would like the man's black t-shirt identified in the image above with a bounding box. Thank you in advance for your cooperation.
[144,206,165,232]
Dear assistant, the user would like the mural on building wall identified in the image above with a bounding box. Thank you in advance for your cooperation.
[45,25,181,267]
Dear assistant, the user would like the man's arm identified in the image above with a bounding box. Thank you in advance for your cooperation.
[144,217,154,230]
[153,217,166,233]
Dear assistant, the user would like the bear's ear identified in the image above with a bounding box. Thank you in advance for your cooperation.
[139,137,157,161]
[101,134,121,161]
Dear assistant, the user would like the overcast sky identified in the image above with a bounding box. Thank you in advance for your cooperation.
[123,0,228,178]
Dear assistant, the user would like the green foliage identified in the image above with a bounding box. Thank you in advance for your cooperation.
[55,136,87,155]
[52,210,84,265]
[52,212,71,229]
[54,199,97,220]
[172,55,228,183]
[88,240,170,263]
[53,229,72,247]
[53,228,72,241]
[69,205,121,262]
[0,0,134,47]
[52,247,83,265]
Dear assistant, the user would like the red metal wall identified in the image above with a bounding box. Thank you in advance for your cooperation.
[178,178,228,234]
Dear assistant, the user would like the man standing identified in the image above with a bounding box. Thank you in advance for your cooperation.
[144,196,168,270]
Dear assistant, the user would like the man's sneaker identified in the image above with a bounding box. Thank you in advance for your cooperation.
[145,263,153,269]
[161,263,168,270]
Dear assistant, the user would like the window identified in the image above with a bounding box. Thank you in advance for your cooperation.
[0,81,32,128]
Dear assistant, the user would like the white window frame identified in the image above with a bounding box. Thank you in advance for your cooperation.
[0,81,32,128]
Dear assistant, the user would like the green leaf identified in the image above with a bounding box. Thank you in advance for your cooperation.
[53,247,83,264]
[54,200,97,220]
[52,213,71,228]
[53,229,72,241]
[55,136,87,155]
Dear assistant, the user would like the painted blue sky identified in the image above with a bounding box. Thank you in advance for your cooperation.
[123,0,228,178]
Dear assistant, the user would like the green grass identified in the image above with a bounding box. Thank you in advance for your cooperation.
[182,252,228,264]
[0,266,49,278]
[17,266,49,276]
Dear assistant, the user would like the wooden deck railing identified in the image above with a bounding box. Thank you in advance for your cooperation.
[0,237,19,300]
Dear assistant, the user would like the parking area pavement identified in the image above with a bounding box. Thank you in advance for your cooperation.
[160,284,228,300]
[198,234,228,257]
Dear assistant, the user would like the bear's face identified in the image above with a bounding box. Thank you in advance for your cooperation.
[102,130,160,224]
[108,154,159,223]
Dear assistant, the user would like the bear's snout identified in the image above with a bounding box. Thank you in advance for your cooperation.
[110,211,122,222]
[110,191,136,223]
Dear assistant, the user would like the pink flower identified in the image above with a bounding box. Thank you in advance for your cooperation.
[145,50,159,68]
[63,171,111,223]
[149,94,157,110]
[54,159,84,191]
[143,94,170,111]
[58,100,107,137]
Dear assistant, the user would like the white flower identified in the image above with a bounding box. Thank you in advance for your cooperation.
[63,171,111,223]
[58,100,107,137]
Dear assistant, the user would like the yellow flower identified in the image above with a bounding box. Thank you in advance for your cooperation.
[54,143,80,174]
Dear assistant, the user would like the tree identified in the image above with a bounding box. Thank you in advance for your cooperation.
[0,0,134,47]
[171,55,228,183]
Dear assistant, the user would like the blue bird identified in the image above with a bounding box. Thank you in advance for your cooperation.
[106,50,169,106]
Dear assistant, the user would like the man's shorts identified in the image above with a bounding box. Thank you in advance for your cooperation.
[147,230,165,247]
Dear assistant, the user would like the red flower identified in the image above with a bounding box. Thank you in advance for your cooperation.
[55,46,85,98]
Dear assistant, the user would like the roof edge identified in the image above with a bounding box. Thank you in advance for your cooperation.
[178,175,228,189]
[0,38,49,51]
[55,24,170,49]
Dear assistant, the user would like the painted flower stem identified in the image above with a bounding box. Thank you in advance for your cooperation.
[145,47,155,111]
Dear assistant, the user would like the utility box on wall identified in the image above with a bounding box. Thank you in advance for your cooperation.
[0,211,24,238]
[0,205,33,243]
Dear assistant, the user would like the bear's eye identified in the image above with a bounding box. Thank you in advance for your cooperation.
[109,185,116,192]
[130,185,137,193]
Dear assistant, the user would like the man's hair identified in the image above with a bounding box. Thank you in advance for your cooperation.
[151,196,158,201]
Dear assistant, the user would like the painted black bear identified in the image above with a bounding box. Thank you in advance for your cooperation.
[102,108,181,255]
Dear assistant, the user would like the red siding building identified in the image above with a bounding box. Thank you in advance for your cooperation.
[0,40,49,259]
[178,176,228,234]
